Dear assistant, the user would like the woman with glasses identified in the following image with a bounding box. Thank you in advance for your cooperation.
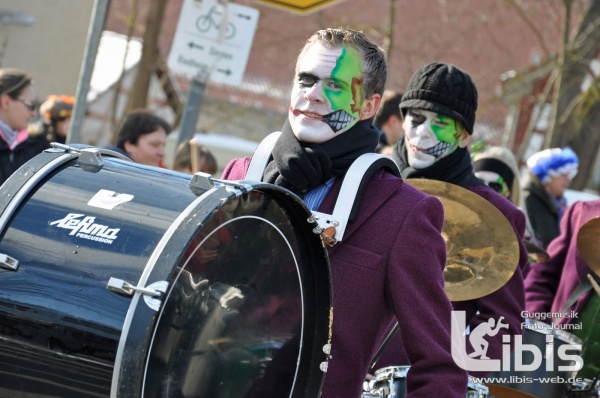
[0,68,44,186]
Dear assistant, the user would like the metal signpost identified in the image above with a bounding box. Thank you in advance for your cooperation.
[67,0,111,145]
[168,0,260,149]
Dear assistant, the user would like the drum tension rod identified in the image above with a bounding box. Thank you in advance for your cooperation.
[189,172,254,196]
[0,254,19,271]
[107,277,163,298]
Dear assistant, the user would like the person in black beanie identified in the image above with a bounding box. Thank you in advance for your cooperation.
[377,62,529,377]
[473,145,522,205]
[221,31,468,397]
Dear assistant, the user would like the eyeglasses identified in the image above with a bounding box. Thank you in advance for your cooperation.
[16,98,36,112]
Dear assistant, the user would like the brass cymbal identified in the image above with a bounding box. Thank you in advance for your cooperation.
[576,217,600,277]
[406,179,520,302]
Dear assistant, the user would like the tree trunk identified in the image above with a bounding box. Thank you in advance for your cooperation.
[126,0,168,113]
[547,0,600,190]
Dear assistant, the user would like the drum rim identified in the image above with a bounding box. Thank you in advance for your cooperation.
[553,328,583,345]
[111,185,225,396]
[467,375,490,394]
[112,183,332,398]
[145,214,308,396]
[373,365,410,379]
[524,318,584,344]
[0,151,76,235]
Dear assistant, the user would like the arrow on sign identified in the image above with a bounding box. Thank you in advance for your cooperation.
[188,41,204,50]
[217,68,232,76]
[237,13,252,20]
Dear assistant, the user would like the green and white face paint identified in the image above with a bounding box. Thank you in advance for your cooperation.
[289,43,364,143]
[403,109,464,168]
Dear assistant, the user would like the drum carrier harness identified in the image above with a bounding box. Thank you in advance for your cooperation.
[245,131,400,246]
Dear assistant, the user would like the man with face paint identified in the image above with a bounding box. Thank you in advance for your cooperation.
[222,29,468,397]
[377,62,529,375]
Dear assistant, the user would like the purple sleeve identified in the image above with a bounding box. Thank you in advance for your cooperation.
[524,202,580,313]
[220,157,252,180]
[388,195,468,397]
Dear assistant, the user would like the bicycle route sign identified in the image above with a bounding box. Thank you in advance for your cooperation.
[168,0,260,87]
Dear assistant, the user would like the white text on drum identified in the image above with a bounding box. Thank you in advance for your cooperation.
[50,213,120,244]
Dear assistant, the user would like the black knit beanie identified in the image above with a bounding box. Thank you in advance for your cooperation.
[399,62,478,134]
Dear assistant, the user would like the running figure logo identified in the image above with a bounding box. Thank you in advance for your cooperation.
[468,316,509,359]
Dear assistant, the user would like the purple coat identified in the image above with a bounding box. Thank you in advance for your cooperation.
[376,184,528,373]
[221,158,468,397]
[525,199,600,322]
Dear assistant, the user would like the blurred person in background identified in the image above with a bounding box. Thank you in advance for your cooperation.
[525,198,600,380]
[28,94,75,148]
[0,68,43,185]
[107,109,169,167]
[374,90,403,155]
[523,147,579,248]
[473,145,521,206]
[172,138,218,174]
[473,145,550,263]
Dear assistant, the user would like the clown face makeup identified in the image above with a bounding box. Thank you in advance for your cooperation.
[289,43,365,143]
[403,109,465,168]
[475,170,511,198]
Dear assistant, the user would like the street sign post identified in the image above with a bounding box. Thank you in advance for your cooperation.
[168,0,260,87]
[168,0,259,152]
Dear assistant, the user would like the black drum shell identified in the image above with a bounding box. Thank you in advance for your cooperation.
[0,148,332,398]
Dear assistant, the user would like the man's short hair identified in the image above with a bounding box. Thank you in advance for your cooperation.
[296,27,387,103]
[116,109,172,149]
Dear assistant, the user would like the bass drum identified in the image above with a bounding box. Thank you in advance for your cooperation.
[0,146,332,398]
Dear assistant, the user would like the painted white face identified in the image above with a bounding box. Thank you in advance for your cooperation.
[403,109,464,169]
[475,170,510,198]
[289,43,365,143]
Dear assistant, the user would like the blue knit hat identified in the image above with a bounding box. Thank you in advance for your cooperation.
[526,147,579,184]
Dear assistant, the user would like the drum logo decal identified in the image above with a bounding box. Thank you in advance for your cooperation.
[88,189,134,210]
[50,213,120,244]
[451,310,583,373]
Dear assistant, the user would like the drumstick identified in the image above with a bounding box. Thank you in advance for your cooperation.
[369,323,399,370]
[587,274,600,297]
[190,137,200,174]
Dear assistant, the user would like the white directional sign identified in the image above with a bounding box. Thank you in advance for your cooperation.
[168,0,260,87]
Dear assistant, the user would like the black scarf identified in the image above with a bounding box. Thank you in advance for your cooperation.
[392,138,485,188]
[263,119,379,196]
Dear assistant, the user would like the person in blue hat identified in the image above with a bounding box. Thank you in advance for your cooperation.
[523,147,579,248]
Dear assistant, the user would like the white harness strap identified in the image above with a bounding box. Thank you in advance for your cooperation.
[245,132,399,242]
[246,131,281,181]
[312,153,398,242]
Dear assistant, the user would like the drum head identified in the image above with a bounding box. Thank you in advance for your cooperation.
[116,186,332,398]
